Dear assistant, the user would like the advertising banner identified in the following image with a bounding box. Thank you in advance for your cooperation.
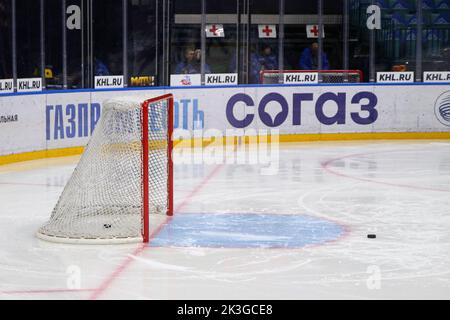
[1,84,450,156]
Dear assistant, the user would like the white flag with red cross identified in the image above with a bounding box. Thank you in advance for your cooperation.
[258,24,277,38]
[306,25,325,38]
[205,24,225,38]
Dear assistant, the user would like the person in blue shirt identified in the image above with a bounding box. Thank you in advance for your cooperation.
[175,47,211,74]
[250,43,278,83]
[299,42,329,70]
[94,58,110,76]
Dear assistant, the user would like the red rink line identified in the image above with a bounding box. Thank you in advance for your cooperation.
[87,243,147,300]
[321,151,450,193]
[1,288,95,295]
[0,164,224,298]
[173,164,225,214]
[88,164,224,300]
[2,111,224,297]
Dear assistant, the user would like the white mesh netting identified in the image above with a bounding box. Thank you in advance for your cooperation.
[261,70,362,84]
[36,96,170,244]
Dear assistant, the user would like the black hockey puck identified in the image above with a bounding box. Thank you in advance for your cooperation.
[104,224,112,229]
[367,234,376,239]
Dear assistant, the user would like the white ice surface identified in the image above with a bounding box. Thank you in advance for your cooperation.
[0,140,449,299]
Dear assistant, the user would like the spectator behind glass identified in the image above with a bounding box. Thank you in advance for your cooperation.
[299,42,329,70]
[250,43,278,83]
[0,2,7,78]
[442,47,450,70]
[175,46,211,74]
[94,57,110,76]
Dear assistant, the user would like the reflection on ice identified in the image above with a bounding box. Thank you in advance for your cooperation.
[0,141,449,299]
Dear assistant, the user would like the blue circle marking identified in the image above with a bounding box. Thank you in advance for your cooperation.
[150,213,345,248]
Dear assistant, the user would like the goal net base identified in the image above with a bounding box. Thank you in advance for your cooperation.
[36,231,143,245]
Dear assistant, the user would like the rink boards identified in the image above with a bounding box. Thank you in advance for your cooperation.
[1,83,450,163]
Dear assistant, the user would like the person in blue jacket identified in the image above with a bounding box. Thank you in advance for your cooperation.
[299,42,329,70]
[175,47,211,74]
[250,43,278,83]
[94,58,110,76]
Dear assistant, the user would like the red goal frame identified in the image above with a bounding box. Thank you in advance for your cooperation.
[260,69,363,84]
[141,93,174,243]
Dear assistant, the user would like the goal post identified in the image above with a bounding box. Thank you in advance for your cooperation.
[260,70,363,84]
[142,94,174,243]
[36,94,174,244]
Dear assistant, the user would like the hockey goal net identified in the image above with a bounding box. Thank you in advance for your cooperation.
[260,70,363,84]
[36,94,174,244]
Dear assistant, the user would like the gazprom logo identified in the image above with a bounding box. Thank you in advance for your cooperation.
[434,91,450,126]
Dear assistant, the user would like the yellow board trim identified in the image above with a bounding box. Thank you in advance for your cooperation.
[278,131,450,142]
[1,131,449,166]
[0,147,84,166]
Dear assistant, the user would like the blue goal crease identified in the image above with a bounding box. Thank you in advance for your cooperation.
[149,213,345,249]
